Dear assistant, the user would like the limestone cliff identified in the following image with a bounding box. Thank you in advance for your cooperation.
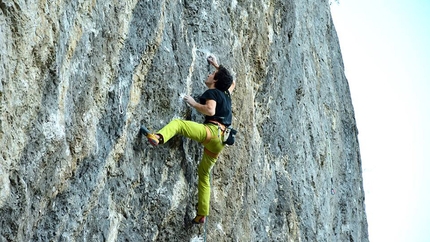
[0,0,368,241]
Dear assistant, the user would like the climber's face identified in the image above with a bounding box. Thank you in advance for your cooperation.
[205,70,217,88]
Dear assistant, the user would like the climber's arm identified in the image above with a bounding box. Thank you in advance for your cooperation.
[208,55,236,94]
[183,95,216,116]
[228,79,236,94]
[207,55,219,69]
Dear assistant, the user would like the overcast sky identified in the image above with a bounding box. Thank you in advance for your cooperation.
[330,1,430,241]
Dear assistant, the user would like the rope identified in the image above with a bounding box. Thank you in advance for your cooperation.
[118,77,124,114]
[327,137,335,195]
[204,216,207,242]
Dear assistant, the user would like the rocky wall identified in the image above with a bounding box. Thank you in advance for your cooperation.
[0,0,368,241]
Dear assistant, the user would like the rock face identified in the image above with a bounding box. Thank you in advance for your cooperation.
[0,0,368,241]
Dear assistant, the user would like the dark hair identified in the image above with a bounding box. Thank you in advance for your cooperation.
[214,65,233,91]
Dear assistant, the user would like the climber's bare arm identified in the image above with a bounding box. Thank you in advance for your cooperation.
[208,55,236,94]
[207,55,219,69]
[183,95,216,116]
[228,79,236,94]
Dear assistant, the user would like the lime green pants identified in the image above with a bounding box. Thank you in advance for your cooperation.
[157,119,225,216]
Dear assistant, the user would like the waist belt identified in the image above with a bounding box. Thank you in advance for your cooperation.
[207,120,226,132]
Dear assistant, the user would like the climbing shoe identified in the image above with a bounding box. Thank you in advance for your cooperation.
[140,125,159,146]
[192,215,206,224]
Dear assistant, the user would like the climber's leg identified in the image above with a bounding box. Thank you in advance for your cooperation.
[157,119,207,143]
[196,152,217,216]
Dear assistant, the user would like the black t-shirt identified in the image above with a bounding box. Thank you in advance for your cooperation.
[199,89,232,126]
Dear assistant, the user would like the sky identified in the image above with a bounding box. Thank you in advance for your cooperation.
[330,1,430,242]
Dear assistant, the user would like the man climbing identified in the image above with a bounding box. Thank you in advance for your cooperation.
[141,55,235,224]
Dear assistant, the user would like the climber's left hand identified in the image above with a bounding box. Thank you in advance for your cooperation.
[183,95,197,106]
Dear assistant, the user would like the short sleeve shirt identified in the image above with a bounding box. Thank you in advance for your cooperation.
[199,89,232,126]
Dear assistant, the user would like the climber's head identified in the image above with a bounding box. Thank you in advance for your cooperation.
[205,65,233,91]
[213,66,233,91]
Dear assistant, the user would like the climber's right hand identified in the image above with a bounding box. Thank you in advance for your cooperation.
[207,55,219,68]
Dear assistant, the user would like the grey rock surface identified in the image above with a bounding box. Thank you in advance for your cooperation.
[0,0,368,241]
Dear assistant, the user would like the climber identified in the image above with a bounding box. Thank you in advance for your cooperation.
[141,55,235,225]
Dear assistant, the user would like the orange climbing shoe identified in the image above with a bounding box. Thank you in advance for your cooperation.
[192,215,206,224]
[146,133,159,146]
[140,125,159,146]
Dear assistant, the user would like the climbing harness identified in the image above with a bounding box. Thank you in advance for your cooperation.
[207,120,237,145]
[207,120,226,140]
[202,124,220,158]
